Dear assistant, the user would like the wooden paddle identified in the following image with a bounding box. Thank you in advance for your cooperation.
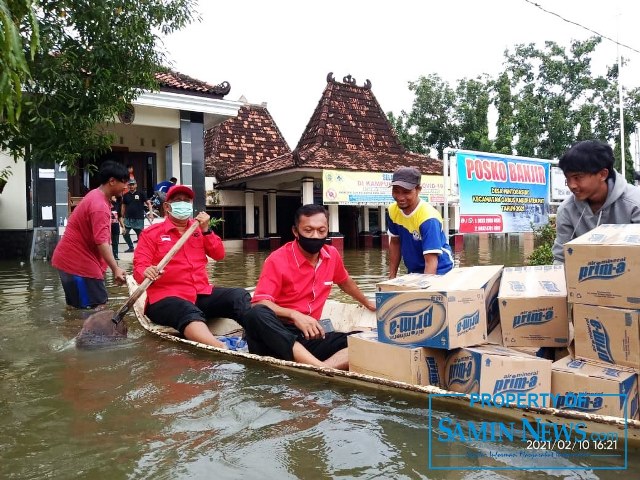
[76,221,200,346]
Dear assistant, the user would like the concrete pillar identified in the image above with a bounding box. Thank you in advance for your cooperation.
[379,206,387,231]
[359,206,372,248]
[302,177,314,205]
[55,163,69,233]
[179,111,205,212]
[327,203,343,253]
[258,195,265,238]
[165,144,173,178]
[245,190,255,236]
[362,206,370,232]
[267,189,280,250]
[244,189,257,251]
[268,190,277,234]
[379,206,389,249]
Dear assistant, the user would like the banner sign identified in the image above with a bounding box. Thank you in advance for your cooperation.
[322,170,444,206]
[455,151,550,233]
[551,166,571,201]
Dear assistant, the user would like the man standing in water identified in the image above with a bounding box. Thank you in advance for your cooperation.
[134,185,251,349]
[120,178,153,252]
[386,166,453,278]
[552,140,640,263]
[52,161,128,309]
[243,204,375,370]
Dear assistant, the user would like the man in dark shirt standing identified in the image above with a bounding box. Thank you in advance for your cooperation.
[120,178,152,253]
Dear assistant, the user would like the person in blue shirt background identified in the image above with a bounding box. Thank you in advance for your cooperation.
[154,177,177,194]
[386,166,454,278]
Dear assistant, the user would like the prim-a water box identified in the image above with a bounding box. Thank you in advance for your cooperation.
[564,223,640,309]
[444,345,552,404]
[347,331,445,387]
[552,357,639,420]
[375,265,503,349]
[498,265,569,347]
[573,303,640,371]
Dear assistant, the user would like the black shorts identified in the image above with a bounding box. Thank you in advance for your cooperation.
[58,270,108,309]
[244,304,352,361]
[145,287,251,335]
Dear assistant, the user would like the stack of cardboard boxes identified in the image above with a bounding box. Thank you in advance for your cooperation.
[347,224,640,418]
[347,265,554,405]
[560,224,640,419]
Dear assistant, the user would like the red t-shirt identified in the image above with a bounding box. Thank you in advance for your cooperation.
[133,218,225,304]
[251,241,349,320]
[52,188,111,279]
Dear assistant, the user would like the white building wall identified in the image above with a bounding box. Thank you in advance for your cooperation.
[0,152,29,229]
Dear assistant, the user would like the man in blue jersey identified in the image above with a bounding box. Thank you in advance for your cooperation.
[386,166,454,278]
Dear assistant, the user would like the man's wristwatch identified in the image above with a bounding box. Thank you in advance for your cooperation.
[202,229,213,236]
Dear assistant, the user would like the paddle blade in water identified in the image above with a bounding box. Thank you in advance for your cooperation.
[76,309,128,348]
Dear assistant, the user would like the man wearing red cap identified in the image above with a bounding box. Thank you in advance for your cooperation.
[133,185,251,348]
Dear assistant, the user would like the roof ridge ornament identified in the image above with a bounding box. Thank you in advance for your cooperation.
[212,81,231,96]
[326,72,372,89]
[343,74,356,85]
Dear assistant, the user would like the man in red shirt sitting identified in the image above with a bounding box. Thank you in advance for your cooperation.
[133,185,250,349]
[52,161,128,309]
[243,204,375,370]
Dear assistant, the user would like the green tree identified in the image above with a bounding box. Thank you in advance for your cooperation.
[387,111,425,153]
[0,0,38,124]
[0,0,198,170]
[503,37,615,160]
[405,74,459,159]
[455,76,492,152]
[492,72,514,155]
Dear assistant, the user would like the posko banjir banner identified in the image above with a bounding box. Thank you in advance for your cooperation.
[456,151,550,234]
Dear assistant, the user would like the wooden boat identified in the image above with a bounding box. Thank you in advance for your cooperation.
[127,276,640,448]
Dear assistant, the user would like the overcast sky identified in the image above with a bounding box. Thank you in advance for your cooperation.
[162,0,640,152]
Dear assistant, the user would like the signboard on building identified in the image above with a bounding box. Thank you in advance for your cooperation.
[455,151,550,234]
[322,170,444,206]
[550,166,571,201]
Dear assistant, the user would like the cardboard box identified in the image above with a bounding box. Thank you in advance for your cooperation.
[375,265,503,349]
[376,273,436,292]
[510,346,556,361]
[498,265,569,347]
[444,345,552,404]
[573,303,640,371]
[564,223,640,309]
[552,357,639,419]
[347,331,445,387]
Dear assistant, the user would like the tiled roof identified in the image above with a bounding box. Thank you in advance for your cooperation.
[204,104,291,178]
[155,70,231,98]
[223,73,441,183]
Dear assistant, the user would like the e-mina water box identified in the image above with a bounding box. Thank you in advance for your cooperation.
[564,223,640,309]
[551,357,639,419]
[573,303,640,371]
[375,265,503,349]
[498,265,569,347]
[444,345,552,404]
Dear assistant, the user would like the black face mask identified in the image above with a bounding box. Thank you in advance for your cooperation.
[296,234,327,254]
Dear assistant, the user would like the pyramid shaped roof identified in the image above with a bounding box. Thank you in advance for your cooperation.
[220,73,441,184]
[204,103,291,179]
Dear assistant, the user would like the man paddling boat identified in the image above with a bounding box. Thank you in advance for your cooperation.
[133,185,251,349]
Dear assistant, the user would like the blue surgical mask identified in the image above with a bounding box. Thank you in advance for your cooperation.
[168,201,193,220]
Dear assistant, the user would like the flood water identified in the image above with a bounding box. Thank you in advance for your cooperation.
[0,235,637,479]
